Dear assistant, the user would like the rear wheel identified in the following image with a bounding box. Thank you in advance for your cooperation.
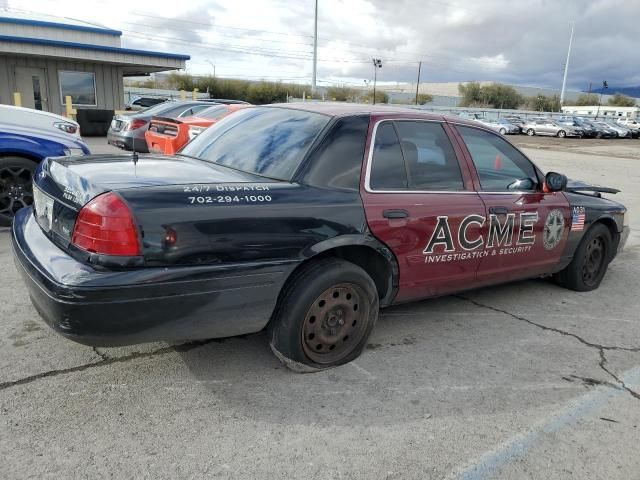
[268,258,379,372]
[555,223,612,291]
[526,128,535,136]
[0,157,37,227]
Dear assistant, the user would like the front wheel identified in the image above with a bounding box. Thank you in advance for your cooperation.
[555,223,612,291]
[268,258,379,372]
[0,157,37,227]
[499,128,507,135]
[557,130,566,138]
[526,128,535,136]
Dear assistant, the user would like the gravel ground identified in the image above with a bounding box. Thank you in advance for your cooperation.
[0,137,638,479]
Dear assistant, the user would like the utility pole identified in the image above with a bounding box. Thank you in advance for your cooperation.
[311,0,318,96]
[560,21,574,107]
[372,58,382,105]
[415,61,422,105]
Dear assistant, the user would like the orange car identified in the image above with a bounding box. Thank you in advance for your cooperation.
[145,104,249,154]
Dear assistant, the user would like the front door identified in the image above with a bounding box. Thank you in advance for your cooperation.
[453,124,571,285]
[14,67,48,111]
[361,118,486,303]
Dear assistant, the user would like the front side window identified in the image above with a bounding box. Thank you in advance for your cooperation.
[181,107,330,181]
[457,126,538,192]
[58,71,96,106]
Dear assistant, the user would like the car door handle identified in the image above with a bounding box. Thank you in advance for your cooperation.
[489,206,509,215]
[383,209,409,219]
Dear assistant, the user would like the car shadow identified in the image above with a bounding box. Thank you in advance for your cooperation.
[175,279,590,428]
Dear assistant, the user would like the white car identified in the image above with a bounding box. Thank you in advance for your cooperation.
[0,104,81,138]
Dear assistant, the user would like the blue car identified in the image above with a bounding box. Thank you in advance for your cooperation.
[1,123,90,226]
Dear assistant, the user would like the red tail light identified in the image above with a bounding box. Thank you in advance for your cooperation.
[71,192,141,256]
[125,119,147,131]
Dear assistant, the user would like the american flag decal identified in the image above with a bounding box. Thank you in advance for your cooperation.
[571,207,586,231]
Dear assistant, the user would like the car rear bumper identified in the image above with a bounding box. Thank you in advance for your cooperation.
[107,130,148,152]
[144,130,185,155]
[11,208,292,346]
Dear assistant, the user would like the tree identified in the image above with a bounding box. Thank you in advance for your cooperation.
[326,85,358,102]
[416,93,433,105]
[607,93,636,107]
[458,82,483,106]
[363,90,389,104]
[458,82,522,109]
[523,94,561,112]
[574,93,599,106]
[481,83,523,109]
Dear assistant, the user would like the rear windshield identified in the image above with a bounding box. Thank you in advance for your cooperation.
[180,107,330,180]
[197,105,228,120]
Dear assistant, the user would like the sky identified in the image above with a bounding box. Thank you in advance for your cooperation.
[4,0,639,90]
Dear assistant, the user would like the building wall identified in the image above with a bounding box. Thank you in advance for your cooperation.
[0,54,124,114]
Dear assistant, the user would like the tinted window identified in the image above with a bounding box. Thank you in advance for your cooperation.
[457,126,538,191]
[303,116,369,191]
[181,107,330,180]
[395,121,464,190]
[369,122,407,189]
[199,105,229,120]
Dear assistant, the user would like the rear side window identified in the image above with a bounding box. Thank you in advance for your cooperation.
[394,121,464,191]
[457,126,538,191]
[369,120,464,191]
[370,122,407,189]
[303,116,369,191]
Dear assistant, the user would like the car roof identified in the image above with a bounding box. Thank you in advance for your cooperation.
[262,102,474,124]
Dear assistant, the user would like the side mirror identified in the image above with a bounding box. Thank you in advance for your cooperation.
[545,172,567,192]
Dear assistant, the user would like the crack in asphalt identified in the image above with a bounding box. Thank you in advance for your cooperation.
[457,295,640,401]
[0,339,220,392]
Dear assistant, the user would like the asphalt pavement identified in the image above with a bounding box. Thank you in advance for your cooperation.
[0,137,638,479]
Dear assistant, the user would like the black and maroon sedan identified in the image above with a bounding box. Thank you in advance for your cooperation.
[12,104,629,371]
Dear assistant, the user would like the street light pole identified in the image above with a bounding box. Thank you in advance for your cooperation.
[311,0,318,96]
[415,61,422,105]
[560,21,574,107]
[372,58,382,105]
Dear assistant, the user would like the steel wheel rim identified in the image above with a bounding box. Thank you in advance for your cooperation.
[301,283,369,365]
[0,166,34,219]
[582,236,605,286]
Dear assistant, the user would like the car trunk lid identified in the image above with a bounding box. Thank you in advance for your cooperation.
[32,153,275,249]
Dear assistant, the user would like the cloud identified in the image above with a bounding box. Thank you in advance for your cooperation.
[7,0,640,90]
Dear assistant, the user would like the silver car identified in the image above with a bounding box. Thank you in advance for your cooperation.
[107,101,214,152]
[522,118,583,137]
[476,118,520,135]
[598,121,632,138]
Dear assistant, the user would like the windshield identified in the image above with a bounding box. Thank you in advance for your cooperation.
[136,101,177,115]
[180,107,330,180]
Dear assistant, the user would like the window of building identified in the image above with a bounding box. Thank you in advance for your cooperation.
[59,71,96,106]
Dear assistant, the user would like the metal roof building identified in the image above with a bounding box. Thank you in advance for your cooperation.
[0,10,189,114]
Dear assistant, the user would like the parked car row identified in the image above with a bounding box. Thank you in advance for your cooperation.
[107,99,251,153]
[459,111,640,139]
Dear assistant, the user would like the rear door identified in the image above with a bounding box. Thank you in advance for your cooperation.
[453,124,571,285]
[361,118,486,303]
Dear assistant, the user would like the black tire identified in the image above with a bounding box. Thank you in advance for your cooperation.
[596,132,603,139]
[268,257,379,372]
[526,128,535,136]
[557,130,566,138]
[555,223,612,292]
[0,156,38,227]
